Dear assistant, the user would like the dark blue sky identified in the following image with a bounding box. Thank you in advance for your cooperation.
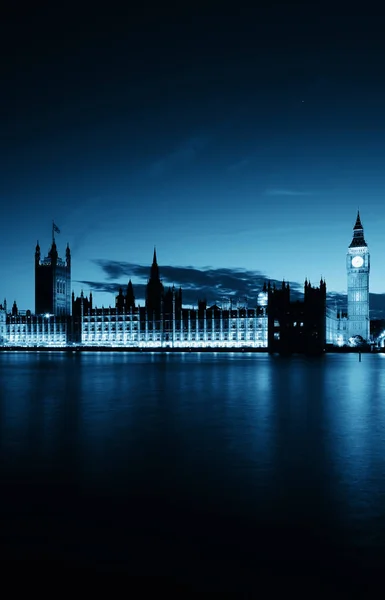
[1,6,385,314]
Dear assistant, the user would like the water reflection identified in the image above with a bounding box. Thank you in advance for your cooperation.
[1,352,385,564]
[0,353,82,480]
[322,355,385,550]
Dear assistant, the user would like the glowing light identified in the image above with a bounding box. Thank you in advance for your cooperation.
[257,292,268,307]
[337,335,344,347]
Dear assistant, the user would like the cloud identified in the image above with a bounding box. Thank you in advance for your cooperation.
[148,134,212,177]
[265,189,314,197]
[77,261,303,307]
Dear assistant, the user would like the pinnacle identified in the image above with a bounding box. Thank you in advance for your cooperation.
[353,210,363,230]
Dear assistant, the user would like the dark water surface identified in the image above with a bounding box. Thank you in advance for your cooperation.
[1,352,385,588]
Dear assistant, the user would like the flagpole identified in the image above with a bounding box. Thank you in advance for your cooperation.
[52,219,54,244]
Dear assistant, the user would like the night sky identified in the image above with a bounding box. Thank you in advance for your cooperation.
[2,6,385,315]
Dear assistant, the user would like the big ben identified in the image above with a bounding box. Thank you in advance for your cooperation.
[346,211,370,342]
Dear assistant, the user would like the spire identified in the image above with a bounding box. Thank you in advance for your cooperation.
[149,246,160,282]
[126,279,135,310]
[48,236,58,264]
[353,210,363,231]
[349,210,367,248]
[35,240,41,263]
[66,243,71,267]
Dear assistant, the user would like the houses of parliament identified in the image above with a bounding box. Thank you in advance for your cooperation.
[0,213,376,352]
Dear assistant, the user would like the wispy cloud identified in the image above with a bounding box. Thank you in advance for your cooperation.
[265,189,314,197]
[148,134,212,177]
[227,157,252,173]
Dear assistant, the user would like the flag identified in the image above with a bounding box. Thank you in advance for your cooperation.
[53,223,60,234]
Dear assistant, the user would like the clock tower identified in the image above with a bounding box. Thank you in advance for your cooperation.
[346,211,370,342]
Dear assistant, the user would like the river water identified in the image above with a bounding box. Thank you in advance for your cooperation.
[1,352,385,589]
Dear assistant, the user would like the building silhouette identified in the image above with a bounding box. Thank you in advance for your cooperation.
[0,213,379,349]
[35,231,71,316]
[268,279,327,354]
[115,281,135,314]
[145,248,164,318]
[72,290,93,317]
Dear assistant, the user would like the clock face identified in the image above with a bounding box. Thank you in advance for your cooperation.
[352,255,364,268]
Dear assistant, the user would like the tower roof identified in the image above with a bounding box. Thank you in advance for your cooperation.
[149,246,161,283]
[349,211,367,248]
[353,210,363,230]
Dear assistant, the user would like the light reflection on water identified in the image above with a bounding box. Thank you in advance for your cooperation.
[1,351,385,571]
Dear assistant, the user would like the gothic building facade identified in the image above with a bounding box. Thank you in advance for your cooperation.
[0,300,69,346]
[346,211,370,341]
[326,211,371,346]
[35,234,71,316]
[0,214,376,349]
[74,250,268,348]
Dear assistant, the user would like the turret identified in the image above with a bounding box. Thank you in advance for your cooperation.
[66,243,71,267]
[48,240,58,265]
[116,287,125,313]
[126,279,135,310]
[35,241,41,265]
